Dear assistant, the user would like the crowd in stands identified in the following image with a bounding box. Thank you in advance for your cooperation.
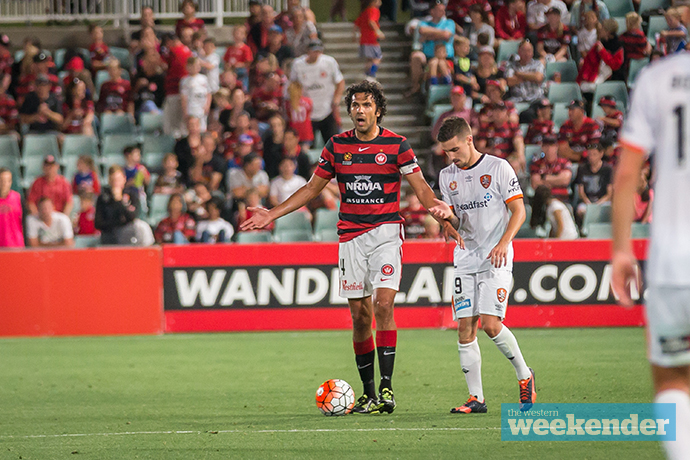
[0,0,677,248]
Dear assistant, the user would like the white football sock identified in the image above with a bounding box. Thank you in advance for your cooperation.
[458,339,484,402]
[655,389,690,460]
[490,325,531,381]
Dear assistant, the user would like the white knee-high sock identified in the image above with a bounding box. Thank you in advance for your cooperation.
[458,339,484,401]
[655,389,690,460]
[490,325,531,380]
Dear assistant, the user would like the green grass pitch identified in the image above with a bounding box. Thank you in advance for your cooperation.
[0,328,663,459]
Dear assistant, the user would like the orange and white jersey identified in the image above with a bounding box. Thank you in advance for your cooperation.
[439,154,524,274]
[620,52,690,287]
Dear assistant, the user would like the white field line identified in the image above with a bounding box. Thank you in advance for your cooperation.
[0,426,502,440]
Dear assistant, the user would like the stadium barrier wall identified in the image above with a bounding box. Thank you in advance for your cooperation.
[0,247,163,337]
[163,239,648,333]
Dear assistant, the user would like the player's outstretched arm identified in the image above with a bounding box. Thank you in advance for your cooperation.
[611,147,646,307]
[488,197,526,268]
[240,174,330,231]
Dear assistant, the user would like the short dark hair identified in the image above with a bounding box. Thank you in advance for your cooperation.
[344,80,387,124]
[123,145,140,156]
[437,116,472,143]
[284,127,299,138]
[205,196,225,211]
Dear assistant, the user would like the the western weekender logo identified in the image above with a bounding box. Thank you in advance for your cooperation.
[163,260,644,310]
[501,404,675,441]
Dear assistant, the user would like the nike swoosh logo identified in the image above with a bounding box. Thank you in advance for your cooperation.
[357,363,373,369]
[358,147,369,152]
[383,351,396,356]
[380,278,391,282]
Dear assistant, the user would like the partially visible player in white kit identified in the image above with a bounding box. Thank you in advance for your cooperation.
[430,116,537,413]
[612,51,690,460]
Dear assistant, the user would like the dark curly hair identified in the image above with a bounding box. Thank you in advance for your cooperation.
[344,80,387,124]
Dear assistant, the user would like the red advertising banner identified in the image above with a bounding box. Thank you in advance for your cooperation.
[163,239,648,333]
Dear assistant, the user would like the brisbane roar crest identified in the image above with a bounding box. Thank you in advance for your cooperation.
[480,174,492,189]
[497,288,507,303]
[449,181,457,191]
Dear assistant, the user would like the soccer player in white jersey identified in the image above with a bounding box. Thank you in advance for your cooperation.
[429,116,537,413]
[612,51,690,460]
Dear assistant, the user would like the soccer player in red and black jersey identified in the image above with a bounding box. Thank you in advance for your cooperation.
[241,80,458,414]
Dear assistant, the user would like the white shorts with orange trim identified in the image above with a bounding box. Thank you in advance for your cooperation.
[646,286,690,368]
[338,223,404,299]
[452,269,512,321]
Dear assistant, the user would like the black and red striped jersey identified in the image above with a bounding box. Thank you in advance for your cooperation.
[314,127,420,242]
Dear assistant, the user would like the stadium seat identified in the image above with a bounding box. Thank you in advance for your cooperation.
[514,102,530,114]
[516,226,542,238]
[582,203,612,236]
[100,152,128,170]
[606,0,634,17]
[314,228,339,242]
[307,148,322,163]
[22,134,60,159]
[62,135,99,158]
[94,69,131,97]
[148,193,170,226]
[101,134,139,155]
[22,155,46,188]
[547,82,582,104]
[525,144,542,163]
[142,134,176,155]
[143,152,167,172]
[74,235,100,248]
[274,212,312,233]
[631,222,650,238]
[639,0,670,12]
[100,113,136,136]
[426,85,452,113]
[586,222,612,239]
[314,209,339,233]
[140,112,164,134]
[552,102,569,128]
[627,58,650,88]
[109,47,132,70]
[519,123,529,137]
[54,48,66,70]
[613,16,627,34]
[274,229,313,242]
[593,81,629,110]
[70,195,81,221]
[0,135,21,161]
[236,231,273,243]
[497,40,520,63]
[430,103,452,127]
[544,61,579,83]
[647,16,667,40]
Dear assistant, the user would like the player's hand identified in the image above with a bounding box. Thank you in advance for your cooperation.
[428,198,452,220]
[239,206,274,231]
[488,240,510,268]
[611,250,641,308]
[442,221,465,249]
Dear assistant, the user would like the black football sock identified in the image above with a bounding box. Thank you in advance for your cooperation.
[376,330,397,393]
[354,336,376,398]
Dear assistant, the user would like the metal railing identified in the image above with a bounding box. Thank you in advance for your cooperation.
[0,0,308,26]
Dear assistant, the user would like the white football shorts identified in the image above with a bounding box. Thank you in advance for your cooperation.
[338,223,404,299]
[452,269,512,321]
[646,286,690,367]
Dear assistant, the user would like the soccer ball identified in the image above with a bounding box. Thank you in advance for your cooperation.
[315,379,355,416]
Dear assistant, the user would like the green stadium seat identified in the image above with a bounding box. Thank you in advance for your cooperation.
[0,135,21,160]
[100,153,128,173]
[607,0,634,17]
[95,69,131,98]
[586,222,612,239]
[314,209,339,233]
[143,152,167,173]
[639,0,670,11]
[22,134,60,159]
[274,212,312,233]
[647,16,667,40]
[314,228,339,242]
[553,102,569,129]
[21,156,46,188]
[140,112,164,134]
[148,193,170,227]
[593,81,629,110]
[627,58,650,89]
[430,103,452,127]
[525,145,542,164]
[101,134,139,155]
[236,231,273,243]
[100,113,136,136]
[109,47,132,70]
[516,226,542,238]
[74,235,100,248]
[142,134,176,155]
[274,229,313,242]
[62,135,99,158]
[582,203,612,236]
[612,16,628,34]
[62,155,80,180]
[497,40,521,63]
[514,102,531,114]
[426,85,452,113]
[545,61,579,82]
[631,222,650,238]
[519,123,529,137]
[548,82,582,104]
[54,48,66,70]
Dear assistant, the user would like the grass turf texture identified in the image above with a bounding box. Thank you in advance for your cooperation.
[0,328,662,459]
